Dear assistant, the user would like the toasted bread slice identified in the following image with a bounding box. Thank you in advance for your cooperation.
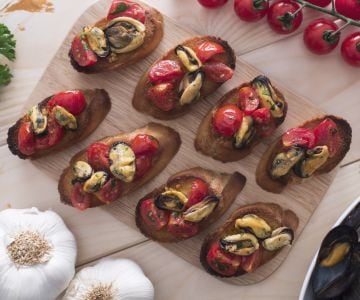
[256,115,352,194]
[7,89,111,160]
[200,202,299,278]
[59,123,181,208]
[135,167,246,242]
[195,82,287,163]
[132,36,236,119]
[69,5,164,73]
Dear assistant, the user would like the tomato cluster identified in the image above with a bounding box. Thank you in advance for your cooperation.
[197,0,360,67]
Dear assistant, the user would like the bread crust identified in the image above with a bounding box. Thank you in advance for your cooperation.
[256,115,352,194]
[69,6,164,74]
[58,122,181,208]
[135,167,246,242]
[195,83,287,162]
[7,89,111,160]
[132,36,236,120]
[200,202,299,278]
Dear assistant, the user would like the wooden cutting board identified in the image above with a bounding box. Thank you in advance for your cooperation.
[23,0,337,285]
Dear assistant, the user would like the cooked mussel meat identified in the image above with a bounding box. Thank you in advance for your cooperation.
[233,116,256,149]
[270,147,305,178]
[175,45,202,72]
[262,227,294,251]
[109,142,136,182]
[220,233,259,256]
[83,171,108,193]
[72,161,93,181]
[179,70,204,105]
[235,214,272,239]
[183,195,219,223]
[83,26,109,58]
[294,146,329,178]
[29,105,47,135]
[53,105,77,130]
[155,188,188,212]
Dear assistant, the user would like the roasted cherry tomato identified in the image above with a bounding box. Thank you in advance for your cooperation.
[306,0,331,7]
[267,0,303,34]
[213,104,243,137]
[87,142,110,171]
[238,86,260,115]
[135,155,153,179]
[186,178,209,208]
[70,182,92,211]
[48,90,86,115]
[313,118,339,157]
[241,249,262,273]
[252,107,272,125]
[148,60,183,84]
[35,114,64,150]
[195,41,225,62]
[197,0,228,8]
[206,242,242,276]
[203,62,234,83]
[335,0,360,20]
[131,134,159,156]
[282,127,316,149]
[96,178,122,204]
[341,32,360,67]
[303,19,339,55]
[167,213,199,238]
[107,0,146,23]
[18,122,36,156]
[234,0,269,22]
[139,198,169,230]
[71,35,97,67]
[147,82,177,112]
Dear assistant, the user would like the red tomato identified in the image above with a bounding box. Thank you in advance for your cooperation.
[303,19,339,55]
[35,114,64,150]
[213,104,243,137]
[186,178,209,208]
[107,0,146,23]
[148,60,183,84]
[48,90,86,115]
[335,0,360,20]
[267,1,303,34]
[234,0,269,22]
[195,41,225,62]
[87,142,110,171]
[70,183,92,211]
[147,82,177,111]
[241,249,262,273]
[139,198,169,230]
[131,134,159,156]
[238,86,260,115]
[17,122,36,156]
[256,121,277,138]
[306,0,331,7]
[96,178,122,204]
[203,62,234,83]
[135,155,152,179]
[313,118,340,157]
[167,213,199,238]
[71,35,97,67]
[341,32,360,67]
[197,0,228,8]
[282,127,316,148]
[206,242,242,276]
[252,107,272,125]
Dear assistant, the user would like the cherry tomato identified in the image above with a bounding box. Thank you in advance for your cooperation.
[213,104,243,137]
[282,127,316,149]
[335,0,360,20]
[206,242,242,276]
[203,62,234,83]
[35,114,64,150]
[87,142,110,171]
[148,60,183,84]
[306,0,331,7]
[238,86,260,115]
[267,0,303,34]
[131,134,159,157]
[70,182,92,211]
[252,107,272,125]
[71,35,97,67]
[48,90,86,115]
[96,178,122,204]
[135,155,153,179]
[303,19,339,55]
[341,32,360,67]
[195,41,225,62]
[234,0,269,22]
[197,0,228,8]
[139,198,169,230]
[186,178,209,208]
[313,118,340,157]
[147,82,177,111]
[17,122,36,156]
[241,249,262,273]
[167,213,199,238]
[107,0,146,23]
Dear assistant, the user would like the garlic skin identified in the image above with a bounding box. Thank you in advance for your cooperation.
[0,208,77,300]
[63,259,154,300]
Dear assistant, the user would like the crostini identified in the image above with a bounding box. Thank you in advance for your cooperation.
[59,123,181,210]
[135,167,246,242]
[195,75,287,162]
[7,89,111,160]
[69,0,163,73]
[200,202,299,277]
[256,115,352,194]
[132,36,236,119]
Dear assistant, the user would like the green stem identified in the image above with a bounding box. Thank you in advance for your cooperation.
[330,20,351,37]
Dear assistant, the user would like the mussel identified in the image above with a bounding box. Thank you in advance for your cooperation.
[179,70,204,106]
[29,105,47,135]
[83,26,110,58]
[294,146,329,178]
[72,161,93,182]
[109,142,136,182]
[220,233,259,256]
[175,45,202,72]
[262,227,294,251]
[233,116,256,149]
[183,195,219,223]
[270,147,305,179]
[235,214,272,239]
[155,188,188,212]
[83,171,108,193]
[53,105,77,130]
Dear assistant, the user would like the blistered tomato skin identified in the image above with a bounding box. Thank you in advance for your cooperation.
[147,82,177,112]
[313,118,340,156]
[48,90,86,115]
[252,107,272,125]
[213,104,243,137]
[70,183,92,211]
[18,122,36,156]
[267,1,303,34]
[71,35,98,67]
[234,0,269,22]
[186,179,209,208]
[203,62,234,83]
[140,198,169,230]
[148,60,183,84]
[282,127,316,149]
[341,32,360,67]
[135,155,153,179]
[107,0,146,23]
[87,142,110,171]
[167,213,199,238]
[131,134,159,156]
[239,86,260,115]
[196,41,225,62]
[198,0,228,8]
[35,114,65,150]
[96,178,122,204]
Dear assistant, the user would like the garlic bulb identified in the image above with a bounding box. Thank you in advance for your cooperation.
[0,207,77,300]
[63,259,154,300]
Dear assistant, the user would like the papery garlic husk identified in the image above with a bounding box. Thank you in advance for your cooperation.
[0,207,77,300]
[63,259,154,300]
